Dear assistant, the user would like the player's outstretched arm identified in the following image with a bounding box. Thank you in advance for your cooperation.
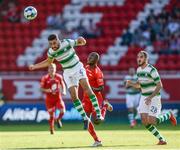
[125,80,140,89]
[41,88,52,93]
[61,80,66,95]
[29,58,53,71]
[76,36,86,46]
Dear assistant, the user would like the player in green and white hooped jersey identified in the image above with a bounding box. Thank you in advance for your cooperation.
[126,51,177,145]
[124,67,140,128]
[29,34,103,126]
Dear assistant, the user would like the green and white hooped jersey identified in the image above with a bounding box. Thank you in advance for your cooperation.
[137,64,161,97]
[47,39,79,70]
[124,75,140,95]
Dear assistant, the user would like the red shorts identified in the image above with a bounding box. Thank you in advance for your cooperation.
[45,98,65,112]
[82,93,103,116]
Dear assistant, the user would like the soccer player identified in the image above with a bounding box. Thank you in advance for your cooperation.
[126,51,177,145]
[124,67,140,128]
[40,63,66,134]
[29,34,103,126]
[82,52,113,147]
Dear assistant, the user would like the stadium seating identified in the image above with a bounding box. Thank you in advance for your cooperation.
[0,0,70,71]
[0,0,179,72]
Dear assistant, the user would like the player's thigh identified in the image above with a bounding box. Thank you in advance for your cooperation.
[63,71,78,89]
[68,86,79,101]
[137,95,149,114]
[77,63,88,81]
[125,94,134,108]
[148,96,162,117]
[56,100,66,113]
[45,100,55,115]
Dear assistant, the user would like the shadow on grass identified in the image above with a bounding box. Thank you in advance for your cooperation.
[10,144,153,149]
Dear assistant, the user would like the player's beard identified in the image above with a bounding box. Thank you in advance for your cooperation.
[138,60,145,66]
[53,46,59,51]
[87,59,94,65]
[52,43,60,51]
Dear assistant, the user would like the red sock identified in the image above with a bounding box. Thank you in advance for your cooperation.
[88,121,100,142]
[101,104,108,119]
[57,112,64,120]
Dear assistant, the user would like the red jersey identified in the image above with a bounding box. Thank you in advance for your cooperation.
[84,65,104,97]
[41,73,63,101]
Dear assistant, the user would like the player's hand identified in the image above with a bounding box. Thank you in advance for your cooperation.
[52,92,56,95]
[145,97,151,105]
[46,89,52,93]
[29,64,35,71]
[125,80,131,88]
[77,36,86,45]
[62,91,66,95]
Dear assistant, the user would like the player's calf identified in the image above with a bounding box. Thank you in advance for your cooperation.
[49,116,55,134]
[169,112,177,126]
[56,119,63,128]
[156,111,177,126]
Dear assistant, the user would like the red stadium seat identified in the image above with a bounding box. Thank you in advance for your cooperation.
[0,0,178,72]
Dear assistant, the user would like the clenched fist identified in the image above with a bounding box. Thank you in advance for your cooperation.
[29,65,35,71]
[125,80,131,88]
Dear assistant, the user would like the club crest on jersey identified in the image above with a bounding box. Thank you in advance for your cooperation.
[51,83,57,91]
[79,69,84,75]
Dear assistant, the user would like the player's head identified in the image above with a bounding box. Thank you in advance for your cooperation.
[128,67,135,76]
[87,52,99,66]
[48,34,60,51]
[48,63,56,76]
[137,51,149,66]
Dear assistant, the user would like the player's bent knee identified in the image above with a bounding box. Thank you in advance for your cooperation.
[141,119,148,125]
[61,110,65,114]
[70,93,79,101]
[148,117,157,125]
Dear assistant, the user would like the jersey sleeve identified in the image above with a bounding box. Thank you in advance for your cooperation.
[65,39,77,47]
[47,49,54,59]
[134,74,138,81]
[40,76,46,88]
[124,75,130,80]
[151,68,161,84]
[95,69,104,86]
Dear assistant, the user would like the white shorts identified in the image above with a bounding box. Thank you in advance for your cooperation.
[63,62,87,89]
[138,95,162,117]
[126,94,140,108]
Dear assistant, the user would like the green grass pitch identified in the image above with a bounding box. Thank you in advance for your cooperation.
[0,123,180,150]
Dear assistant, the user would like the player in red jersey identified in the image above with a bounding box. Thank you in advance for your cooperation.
[40,63,66,134]
[82,52,113,146]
